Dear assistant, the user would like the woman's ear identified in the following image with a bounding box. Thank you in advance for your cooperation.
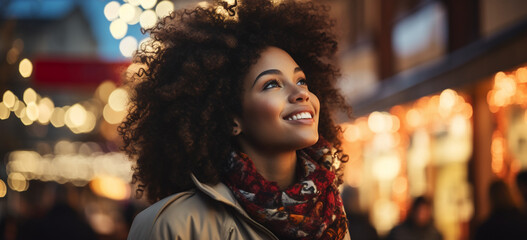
[232,118,242,136]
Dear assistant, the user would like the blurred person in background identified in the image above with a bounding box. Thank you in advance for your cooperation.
[341,185,379,240]
[474,180,527,240]
[516,170,527,210]
[386,196,443,240]
[16,182,98,240]
[120,0,352,239]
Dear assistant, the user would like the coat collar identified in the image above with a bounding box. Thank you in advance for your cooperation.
[190,173,240,209]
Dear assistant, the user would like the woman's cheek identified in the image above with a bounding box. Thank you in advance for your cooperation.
[249,97,281,120]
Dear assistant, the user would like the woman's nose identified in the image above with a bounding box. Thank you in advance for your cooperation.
[288,86,310,103]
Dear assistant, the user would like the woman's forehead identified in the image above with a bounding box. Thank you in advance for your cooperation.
[245,47,300,78]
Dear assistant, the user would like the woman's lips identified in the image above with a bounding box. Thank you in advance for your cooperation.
[286,118,315,125]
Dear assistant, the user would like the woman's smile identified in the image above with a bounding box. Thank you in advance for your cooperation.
[283,110,314,124]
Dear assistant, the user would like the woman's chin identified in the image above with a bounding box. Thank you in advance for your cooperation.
[294,135,319,150]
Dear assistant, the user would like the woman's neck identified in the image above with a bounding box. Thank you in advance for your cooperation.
[238,142,297,190]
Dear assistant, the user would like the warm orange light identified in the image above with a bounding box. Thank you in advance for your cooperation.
[368,111,391,133]
[390,115,400,132]
[491,131,505,175]
[406,109,422,128]
[460,102,473,119]
[343,124,361,142]
[393,177,408,194]
[0,179,6,197]
[516,67,527,83]
[439,89,457,111]
[90,176,130,201]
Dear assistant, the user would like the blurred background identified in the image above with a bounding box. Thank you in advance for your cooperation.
[1,0,527,239]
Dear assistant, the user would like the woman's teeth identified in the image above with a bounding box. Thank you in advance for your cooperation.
[287,112,312,121]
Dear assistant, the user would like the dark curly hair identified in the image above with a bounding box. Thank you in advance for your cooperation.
[119,0,351,203]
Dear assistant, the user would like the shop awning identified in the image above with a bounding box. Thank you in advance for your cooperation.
[351,19,527,116]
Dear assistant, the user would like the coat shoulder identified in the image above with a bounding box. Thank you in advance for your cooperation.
[128,190,235,240]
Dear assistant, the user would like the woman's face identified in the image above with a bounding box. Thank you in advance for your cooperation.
[235,47,320,152]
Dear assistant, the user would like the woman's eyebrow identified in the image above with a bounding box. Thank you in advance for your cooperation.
[294,67,303,73]
[252,69,282,87]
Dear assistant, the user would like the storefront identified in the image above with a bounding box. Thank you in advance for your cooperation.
[341,18,527,240]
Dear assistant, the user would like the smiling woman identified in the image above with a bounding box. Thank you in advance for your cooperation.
[120,0,351,239]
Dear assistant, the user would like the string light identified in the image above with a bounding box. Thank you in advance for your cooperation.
[0,104,9,120]
[19,58,33,78]
[0,180,6,198]
[155,1,174,18]
[2,90,16,108]
[110,18,128,39]
[108,88,129,112]
[140,0,157,9]
[119,36,138,58]
[139,10,157,29]
[104,1,121,21]
[7,150,133,188]
[1,80,129,134]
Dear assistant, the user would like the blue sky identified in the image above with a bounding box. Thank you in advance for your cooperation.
[4,0,145,61]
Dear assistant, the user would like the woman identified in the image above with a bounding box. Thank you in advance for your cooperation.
[121,0,351,239]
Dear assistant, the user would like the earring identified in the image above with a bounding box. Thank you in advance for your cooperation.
[233,129,239,135]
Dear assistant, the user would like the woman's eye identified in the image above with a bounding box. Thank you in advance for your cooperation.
[263,80,280,90]
[297,78,307,86]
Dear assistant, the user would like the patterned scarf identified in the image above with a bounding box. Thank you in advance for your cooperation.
[224,138,348,239]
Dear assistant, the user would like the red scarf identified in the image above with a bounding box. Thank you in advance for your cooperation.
[224,138,348,239]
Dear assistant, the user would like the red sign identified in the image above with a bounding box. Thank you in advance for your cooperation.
[34,58,130,88]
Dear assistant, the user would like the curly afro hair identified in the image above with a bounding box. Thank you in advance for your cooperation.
[119,0,351,203]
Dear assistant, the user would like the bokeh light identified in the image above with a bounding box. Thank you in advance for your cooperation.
[65,104,87,128]
[439,88,456,111]
[76,111,97,133]
[50,107,66,127]
[197,1,209,8]
[372,154,401,181]
[119,3,141,25]
[118,3,136,23]
[23,88,37,104]
[7,150,132,186]
[140,0,157,9]
[19,58,33,78]
[155,1,174,18]
[368,111,393,133]
[3,90,16,109]
[139,10,157,29]
[517,67,527,83]
[96,81,117,103]
[119,36,138,58]
[109,18,128,39]
[19,108,33,125]
[25,102,39,121]
[343,124,361,142]
[103,104,127,124]
[128,0,141,7]
[104,1,121,21]
[108,88,129,112]
[0,179,6,198]
[90,176,131,201]
[7,172,29,192]
[129,6,142,25]
[0,104,9,120]
[37,97,54,124]
[14,101,25,118]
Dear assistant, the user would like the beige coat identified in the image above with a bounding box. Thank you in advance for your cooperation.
[127,174,351,240]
